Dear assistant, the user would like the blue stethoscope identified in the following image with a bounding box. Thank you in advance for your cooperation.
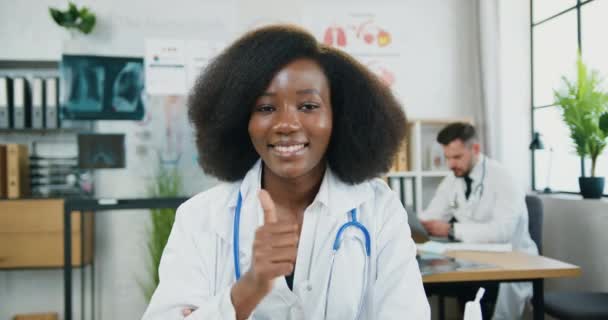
[232,190,371,318]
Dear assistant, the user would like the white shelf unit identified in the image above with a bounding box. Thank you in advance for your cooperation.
[387,118,471,213]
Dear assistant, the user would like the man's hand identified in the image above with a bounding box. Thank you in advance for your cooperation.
[420,219,450,237]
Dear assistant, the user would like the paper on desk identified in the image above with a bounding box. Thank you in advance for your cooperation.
[416,241,512,254]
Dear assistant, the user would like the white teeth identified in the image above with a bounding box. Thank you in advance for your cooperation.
[274,144,305,153]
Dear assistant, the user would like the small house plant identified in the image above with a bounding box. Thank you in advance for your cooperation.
[49,2,96,35]
[554,54,608,198]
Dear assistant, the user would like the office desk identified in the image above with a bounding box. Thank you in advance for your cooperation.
[422,251,581,320]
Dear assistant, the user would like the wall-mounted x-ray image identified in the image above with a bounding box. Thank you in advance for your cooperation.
[78,133,126,169]
[61,55,145,120]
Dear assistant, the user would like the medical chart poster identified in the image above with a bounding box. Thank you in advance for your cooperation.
[140,39,227,194]
[145,39,225,96]
[302,8,408,102]
[145,39,188,95]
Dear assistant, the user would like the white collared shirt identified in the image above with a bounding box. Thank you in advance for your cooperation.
[142,160,430,320]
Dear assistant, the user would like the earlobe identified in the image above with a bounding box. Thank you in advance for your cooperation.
[473,143,481,154]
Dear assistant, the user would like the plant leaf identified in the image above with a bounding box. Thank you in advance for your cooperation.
[78,14,96,34]
[600,112,608,136]
[68,2,79,17]
[554,52,608,161]
[142,161,182,302]
[49,8,65,25]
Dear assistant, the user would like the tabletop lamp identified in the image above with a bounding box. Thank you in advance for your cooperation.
[529,132,552,193]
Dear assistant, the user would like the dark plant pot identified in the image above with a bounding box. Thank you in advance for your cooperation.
[579,177,605,199]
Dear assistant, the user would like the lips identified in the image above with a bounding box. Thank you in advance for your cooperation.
[269,142,309,157]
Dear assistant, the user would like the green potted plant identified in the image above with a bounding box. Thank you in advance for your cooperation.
[554,53,608,198]
[49,2,96,35]
[141,163,182,302]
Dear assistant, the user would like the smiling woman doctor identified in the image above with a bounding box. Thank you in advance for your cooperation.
[141,25,430,320]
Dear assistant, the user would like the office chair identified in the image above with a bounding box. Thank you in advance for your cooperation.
[526,199,608,320]
[525,195,543,254]
[526,195,608,319]
[545,292,608,319]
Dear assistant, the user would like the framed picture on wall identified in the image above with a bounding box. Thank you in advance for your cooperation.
[60,54,145,120]
[77,133,126,169]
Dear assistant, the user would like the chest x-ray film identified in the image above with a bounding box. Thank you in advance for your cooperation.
[60,55,145,120]
[77,133,125,169]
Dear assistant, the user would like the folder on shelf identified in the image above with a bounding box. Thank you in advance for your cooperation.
[390,139,409,172]
[12,77,30,129]
[397,139,409,171]
[0,144,7,198]
[0,77,12,129]
[44,77,59,129]
[6,144,30,199]
[31,77,45,129]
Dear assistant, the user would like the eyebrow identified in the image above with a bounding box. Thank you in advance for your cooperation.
[259,88,321,97]
[296,88,321,95]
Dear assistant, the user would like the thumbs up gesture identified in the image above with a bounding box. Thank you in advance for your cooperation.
[230,189,300,319]
[245,189,299,294]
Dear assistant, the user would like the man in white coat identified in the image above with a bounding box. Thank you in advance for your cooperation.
[418,122,538,320]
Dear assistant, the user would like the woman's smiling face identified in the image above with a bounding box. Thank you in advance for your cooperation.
[248,58,333,180]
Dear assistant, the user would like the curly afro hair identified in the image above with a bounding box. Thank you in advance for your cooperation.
[188,24,407,184]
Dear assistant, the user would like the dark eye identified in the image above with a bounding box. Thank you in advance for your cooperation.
[255,104,275,113]
[299,103,319,111]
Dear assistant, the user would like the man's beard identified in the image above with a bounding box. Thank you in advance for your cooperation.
[454,158,475,177]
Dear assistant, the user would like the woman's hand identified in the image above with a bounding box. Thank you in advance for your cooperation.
[230,189,299,320]
[246,189,299,292]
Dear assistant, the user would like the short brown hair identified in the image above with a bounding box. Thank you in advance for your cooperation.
[437,122,477,145]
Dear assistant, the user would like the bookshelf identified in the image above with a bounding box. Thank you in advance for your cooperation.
[0,60,96,200]
[388,118,473,213]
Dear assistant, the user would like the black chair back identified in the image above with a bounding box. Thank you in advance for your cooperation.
[525,195,543,254]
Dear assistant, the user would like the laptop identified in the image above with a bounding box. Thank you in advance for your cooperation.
[406,208,455,243]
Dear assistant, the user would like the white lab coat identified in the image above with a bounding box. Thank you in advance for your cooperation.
[142,160,430,320]
[419,155,539,320]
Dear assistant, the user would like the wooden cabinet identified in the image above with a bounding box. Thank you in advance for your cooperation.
[0,199,93,268]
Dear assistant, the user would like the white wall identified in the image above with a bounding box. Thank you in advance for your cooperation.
[0,1,485,319]
[496,0,533,190]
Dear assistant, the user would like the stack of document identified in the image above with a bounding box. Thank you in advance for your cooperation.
[417,241,512,255]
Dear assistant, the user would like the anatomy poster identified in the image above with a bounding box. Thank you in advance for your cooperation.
[303,9,406,101]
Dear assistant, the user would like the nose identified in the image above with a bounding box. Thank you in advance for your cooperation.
[272,105,301,134]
